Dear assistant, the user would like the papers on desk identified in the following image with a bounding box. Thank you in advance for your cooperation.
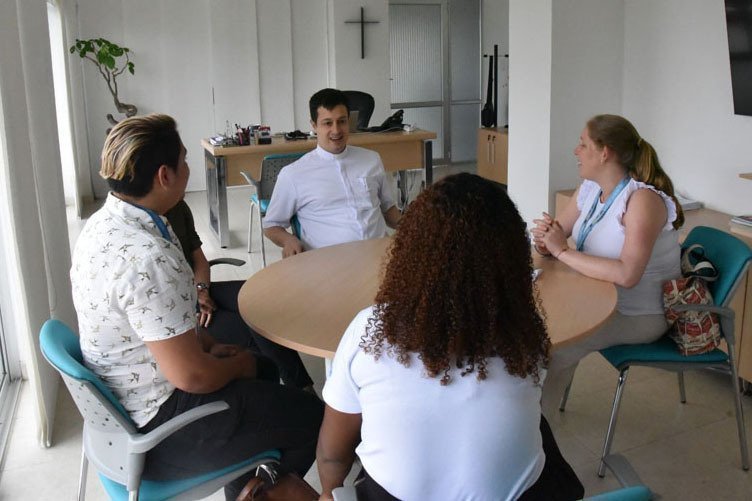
[730,215,752,239]
[676,194,703,211]
[209,135,235,147]
[731,215,752,227]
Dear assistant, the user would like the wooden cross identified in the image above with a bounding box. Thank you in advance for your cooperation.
[345,7,380,59]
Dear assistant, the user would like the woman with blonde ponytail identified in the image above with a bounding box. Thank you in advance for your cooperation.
[530,114,683,417]
[591,114,685,228]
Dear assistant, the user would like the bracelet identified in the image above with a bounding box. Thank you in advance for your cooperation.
[533,244,551,256]
[553,246,570,259]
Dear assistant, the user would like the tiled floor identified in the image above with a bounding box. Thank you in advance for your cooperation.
[2,164,751,499]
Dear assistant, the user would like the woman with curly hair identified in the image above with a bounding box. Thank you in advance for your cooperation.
[316,173,582,500]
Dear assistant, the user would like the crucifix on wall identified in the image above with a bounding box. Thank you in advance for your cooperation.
[345,7,380,59]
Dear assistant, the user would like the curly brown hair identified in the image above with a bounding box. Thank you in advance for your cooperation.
[361,173,550,385]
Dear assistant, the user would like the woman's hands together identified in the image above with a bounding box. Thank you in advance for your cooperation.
[531,212,570,259]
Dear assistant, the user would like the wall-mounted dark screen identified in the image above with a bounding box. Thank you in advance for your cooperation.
[726,0,752,116]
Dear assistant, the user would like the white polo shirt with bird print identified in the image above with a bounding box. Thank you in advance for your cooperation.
[70,194,196,427]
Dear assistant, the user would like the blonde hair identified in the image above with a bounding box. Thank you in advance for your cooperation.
[100,114,181,197]
[587,114,684,229]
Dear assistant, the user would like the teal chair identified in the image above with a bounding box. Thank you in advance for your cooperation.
[240,153,304,266]
[585,486,651,501]
[583,454,652,500]
[559,226,751,476]
[39,319,280,501]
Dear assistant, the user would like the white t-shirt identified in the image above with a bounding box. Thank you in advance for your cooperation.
[572,179,681,315]
[70,194,196,427]
[262,145,397,250]
[323,307,546,501]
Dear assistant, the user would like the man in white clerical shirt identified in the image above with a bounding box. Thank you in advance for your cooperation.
[263,88,401,258]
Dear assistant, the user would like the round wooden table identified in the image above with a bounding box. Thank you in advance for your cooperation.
[238,237,617,359]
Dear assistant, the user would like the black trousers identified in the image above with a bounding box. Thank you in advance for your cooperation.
[517,415,584,500]
[139,371,324,500]
[206,280,314,388]
[356,415,584,501]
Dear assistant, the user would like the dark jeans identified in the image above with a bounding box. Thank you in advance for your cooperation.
[139,372,324,500]
[356,415,583,501]
[205,280,314,388]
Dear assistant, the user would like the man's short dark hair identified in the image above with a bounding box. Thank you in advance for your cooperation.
[100,114,182,198]
[309,88,350,123]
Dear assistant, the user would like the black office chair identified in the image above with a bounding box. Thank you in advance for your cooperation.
[342,90,375,130]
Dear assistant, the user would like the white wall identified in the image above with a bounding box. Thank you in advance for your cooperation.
[291,0,329,129]
[508,0,624,222]
[507,0,552,223]
[256,0,295,132]
[75,0,259,195]
[328,0,391,124]
[509,0,751,220]
[73,0,388,195]
[75,0,123,197]
[549,0,623,211]
[623,0,752,216]
[209,1,259,136]
[70,0,752,210]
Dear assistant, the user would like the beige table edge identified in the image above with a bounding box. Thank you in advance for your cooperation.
[202,129,436,159]
[238,238,617,360]
[203,129,438,189]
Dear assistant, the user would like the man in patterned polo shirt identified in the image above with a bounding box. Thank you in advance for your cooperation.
[70,114,322,499]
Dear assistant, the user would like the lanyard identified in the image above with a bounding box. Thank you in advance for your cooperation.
[575,177,630,251]
[125,201,173,243]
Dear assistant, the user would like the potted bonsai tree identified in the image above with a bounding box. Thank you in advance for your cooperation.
[70,38,137,125]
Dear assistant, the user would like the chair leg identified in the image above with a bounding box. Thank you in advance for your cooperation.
[677,371,686,404]
[247,203,255,253]
[559,370,576,412]
[259,211,266,267]
[728,358,750,470]
[598,367,630,478]
[77,444,88,501]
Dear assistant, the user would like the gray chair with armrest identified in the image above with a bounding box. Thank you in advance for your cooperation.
[40,318,280,501]
[240,153,304,267]
[208,257,245,268]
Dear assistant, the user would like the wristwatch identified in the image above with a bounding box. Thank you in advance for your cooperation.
[195,282,209,292]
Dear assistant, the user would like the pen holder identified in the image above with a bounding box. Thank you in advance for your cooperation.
[236,128,251,145]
